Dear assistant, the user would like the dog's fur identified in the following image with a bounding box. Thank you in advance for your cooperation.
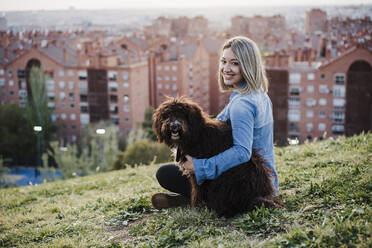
[153,97,278,217]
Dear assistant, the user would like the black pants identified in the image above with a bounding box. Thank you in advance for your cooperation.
[156,163,191,197]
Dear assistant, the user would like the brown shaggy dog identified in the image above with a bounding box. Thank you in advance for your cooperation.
[153,97,278,217]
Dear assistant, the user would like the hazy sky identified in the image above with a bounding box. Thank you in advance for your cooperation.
[1,0,372,11]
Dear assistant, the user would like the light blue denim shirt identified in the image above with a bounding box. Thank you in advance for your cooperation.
[192,86,279,195]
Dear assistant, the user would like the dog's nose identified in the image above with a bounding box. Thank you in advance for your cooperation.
[170,122,181,131]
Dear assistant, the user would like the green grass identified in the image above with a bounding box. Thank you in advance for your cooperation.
[1,133,371,247]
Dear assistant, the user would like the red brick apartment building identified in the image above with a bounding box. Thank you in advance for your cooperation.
[0,42,149,145]
[265,45,372,143]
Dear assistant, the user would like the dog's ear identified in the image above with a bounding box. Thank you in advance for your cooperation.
[152,108,164,143]
[186,102,204,138]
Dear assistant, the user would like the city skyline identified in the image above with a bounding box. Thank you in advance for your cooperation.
[1,0,372,11]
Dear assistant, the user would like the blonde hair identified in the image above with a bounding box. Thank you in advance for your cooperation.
[218,36,268,94]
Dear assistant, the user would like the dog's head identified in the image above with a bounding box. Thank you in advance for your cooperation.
[153,96,205,148]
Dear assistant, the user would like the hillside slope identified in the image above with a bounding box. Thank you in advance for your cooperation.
[1,133,371,247]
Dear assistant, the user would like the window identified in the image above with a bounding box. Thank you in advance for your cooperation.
[306,98,316,107]
[80,105,88,113]
[165,84,170,89]
[333,99,345,108]
[78,70,87,80]
[165,76,170,81]
[68,81,74,90]
[319,85,328,94]
[172,84,177,91]
[319,111,326,118]
[157,76,162,81]
[332,125,344,134]
[70,114,76,120]
[110,95,118,103]
[61,113,67,120]
[319,98,327,106]
[318,123,326,131]
[59,81,65,89]
[47,80,55,90]
[58,70,64,77]
[0,69,4,75]
[59,92,66,100]
[334,73,345,85]
[333,85,345,97]
[288,109,301,122]
[0,78,5,87]
[172,76,177,81]
[80,114,90,124]
[18,80,26,89]
[78,81,88,91]
[157,65,162,71]
[80,94,88,102]
[333,111,344,122]
[172,65,177,71]
[123,105,130,112]
[19,90,27,98]
[110,105,118,114]
[121,71,128,81]
[289,86,301,96]
[124,117,130,122]
[109,82,118,92]
[69,93,74,101]
[8,70,12,78]
[123,95,129,103]
[123,82,129,88]
[17,69,26,78]
[165,66,170,71]
[307,85,314,93]
[68,70,74,76]
[157,83,162,89]
[289,73,301,84]
[111,117,119,125]
[9,80,14,86]
[108,71,117,81]
[320,73,326,80]
[289,123,298,132]
[288,97,300,108]
[306,123,313,132]
[307,73,315,80]
[306,110,314,118]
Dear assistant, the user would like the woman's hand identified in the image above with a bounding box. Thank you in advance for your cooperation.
[179,155,194,176]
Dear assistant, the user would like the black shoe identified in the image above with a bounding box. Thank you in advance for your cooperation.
[151,193,190,209]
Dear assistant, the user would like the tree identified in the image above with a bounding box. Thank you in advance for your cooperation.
[0,104,36,166]
[127,107,157,146]
[25,66,57,166]
[79,120,120,172]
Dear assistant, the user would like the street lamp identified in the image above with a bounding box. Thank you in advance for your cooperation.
[33,126,43,166]
[96,129,106,135]
[96,129,106,166]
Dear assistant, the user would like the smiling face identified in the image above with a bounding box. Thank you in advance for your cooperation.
[220,47,244,88]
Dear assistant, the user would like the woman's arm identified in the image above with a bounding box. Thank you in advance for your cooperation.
[193,98,256,185]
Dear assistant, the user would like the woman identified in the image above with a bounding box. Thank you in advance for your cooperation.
[151,36,278,209]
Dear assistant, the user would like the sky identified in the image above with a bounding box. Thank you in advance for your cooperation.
[1,0,372,11]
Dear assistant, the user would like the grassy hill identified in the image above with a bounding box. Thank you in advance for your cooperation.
[1,133,371,247]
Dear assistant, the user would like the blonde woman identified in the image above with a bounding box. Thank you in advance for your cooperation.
[152,36,278,209]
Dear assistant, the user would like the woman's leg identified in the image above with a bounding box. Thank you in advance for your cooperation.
[155,163,191,197]
[152,163,191,209]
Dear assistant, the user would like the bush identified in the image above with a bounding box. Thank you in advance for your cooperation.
[112,140,172,170]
